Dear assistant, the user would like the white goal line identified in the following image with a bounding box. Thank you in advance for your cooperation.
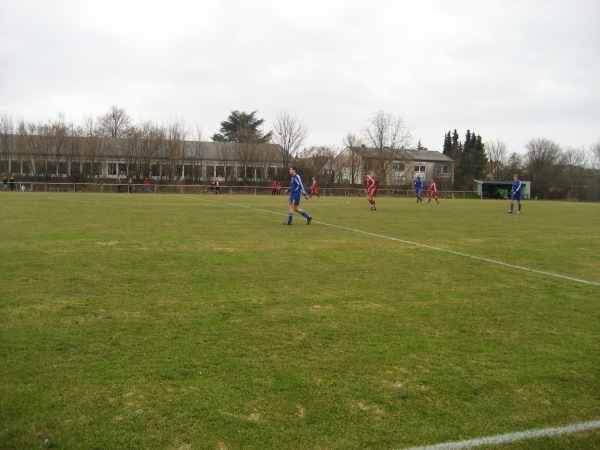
[400,419,600,450]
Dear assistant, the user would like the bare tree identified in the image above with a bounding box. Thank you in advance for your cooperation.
[97,105,131,138]
[256,144,282,182]
[502,152,524,181]
[362,110,412,149]
[20,121,47,176]
[79,115,104,178]
[485,139,507,180]
[339,132,364,184]
[234,142,261,182]
[137,122,164,179]
[190,127,207,181]
[38,115,73,177]
[362,110,413,186]
[0,113,14,174]
[119,125,141,179]
[591,139,600,169]
[298,145,336,181]
[166,119,188,180]
[63,120,81,179]
[563,147,589,201]
[214,142,234,181]
[590,139,600,201]
[524,138,565,199]
[272,110,307,169]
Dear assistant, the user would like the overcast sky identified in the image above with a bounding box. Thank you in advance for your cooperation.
[1,0,599,154]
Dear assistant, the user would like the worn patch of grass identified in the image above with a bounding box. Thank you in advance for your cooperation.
[1,193,599,449]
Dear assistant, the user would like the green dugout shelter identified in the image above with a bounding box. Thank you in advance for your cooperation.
[473,180,531,199]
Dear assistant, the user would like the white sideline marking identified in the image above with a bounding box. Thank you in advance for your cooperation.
[48,195,600,287]
[221,201,600,288]
[401,420,600,450]
[319,221,600,287]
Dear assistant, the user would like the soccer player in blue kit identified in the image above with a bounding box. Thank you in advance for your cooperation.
[413,174,424,203]
[508,173,522,214]
[282,165,313,225]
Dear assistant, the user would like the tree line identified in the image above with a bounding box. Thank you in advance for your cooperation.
[443,129,600,200]
[1,106,599,199]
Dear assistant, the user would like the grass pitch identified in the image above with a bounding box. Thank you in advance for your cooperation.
[1,192,599,449]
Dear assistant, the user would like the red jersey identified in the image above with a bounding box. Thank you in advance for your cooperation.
[311,180,318,190]
[365,175,376,191]
[429,181,437,195]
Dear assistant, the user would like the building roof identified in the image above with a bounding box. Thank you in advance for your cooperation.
[473,179,531,185]
[349,147,453,162]
[400,149,454,162]
[179,141,284,161]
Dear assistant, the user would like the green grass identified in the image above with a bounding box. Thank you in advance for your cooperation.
[1,193,599,449]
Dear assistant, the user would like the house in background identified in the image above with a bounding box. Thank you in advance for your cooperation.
[333,146,454,188]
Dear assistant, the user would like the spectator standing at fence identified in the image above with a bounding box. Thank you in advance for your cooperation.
[276,181,281,195]
[144,177,150,193]
[413,175,423,203]
[282,165,312,225]
[128,178,133,193]
[215,179,221,194]
[427,179,439,204]
[508,173,522,214]
[363,172,377,211]
[2,175,7,191]
[325,181,331,196]
[9,175,15,192]
[271,181,278,195]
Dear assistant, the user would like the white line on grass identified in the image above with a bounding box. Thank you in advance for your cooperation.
[401,419,600,450]
[217,200,600,288]
[318,221,600,287]
[47,195,600,287]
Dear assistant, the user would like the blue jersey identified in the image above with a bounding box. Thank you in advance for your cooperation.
[512,179,521,193]
[414,177,423,192]
[288,173,307,196]
[511,179,522,200]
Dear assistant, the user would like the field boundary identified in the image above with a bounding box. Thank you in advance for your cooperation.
[46,194,600,287]
[319,220,600,287]
[401,419,600,449]
[218,198,600,288]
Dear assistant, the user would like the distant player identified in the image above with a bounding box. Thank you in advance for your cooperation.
[508,173,522,214]
[310,177,320,198]
[413,175,423,203]
[427,178,439,204]
[282,165,313,225]
[363,172,377,210]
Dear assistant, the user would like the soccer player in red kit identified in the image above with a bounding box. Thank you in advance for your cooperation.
[363,172,377,210]
[310,177,320,198]
[427,178,439,204]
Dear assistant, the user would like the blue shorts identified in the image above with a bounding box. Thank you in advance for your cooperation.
[289,192,301,206]
[415,188,423,194]
[511,192,521,201]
